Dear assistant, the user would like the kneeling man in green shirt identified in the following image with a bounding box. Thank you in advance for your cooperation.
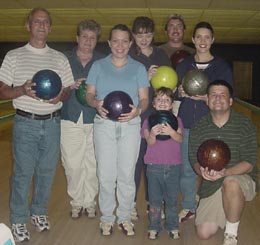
[189,80,258,245]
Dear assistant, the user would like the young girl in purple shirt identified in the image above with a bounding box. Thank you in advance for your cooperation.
[141,87,183,240]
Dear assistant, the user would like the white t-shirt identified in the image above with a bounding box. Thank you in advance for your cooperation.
[0,43,74,114]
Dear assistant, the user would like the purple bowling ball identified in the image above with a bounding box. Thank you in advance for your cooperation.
[103,91,133,121]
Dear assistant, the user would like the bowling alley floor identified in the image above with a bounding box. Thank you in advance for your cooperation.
[1,121,260,245]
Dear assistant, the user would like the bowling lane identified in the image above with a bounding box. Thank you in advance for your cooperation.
[0,100,15,117]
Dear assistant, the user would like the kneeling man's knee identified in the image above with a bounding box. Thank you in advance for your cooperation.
[196,223,218,240]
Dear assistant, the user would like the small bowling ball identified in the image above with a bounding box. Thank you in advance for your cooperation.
[151,66,178,90]
[103,91,133,121]
[32,69,62,100]
[197,139,231,171]
[170,50,191,69]
[148,110,178,140]
[75,80,87,105]
[182,69,208,96]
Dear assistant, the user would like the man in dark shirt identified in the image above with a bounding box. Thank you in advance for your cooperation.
[159,14,194,59]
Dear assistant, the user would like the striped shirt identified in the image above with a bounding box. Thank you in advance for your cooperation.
[189,109,259,198]
[0,43,74,114]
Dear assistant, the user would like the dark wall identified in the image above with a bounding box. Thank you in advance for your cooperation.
[212,44,260,104]
[0,42,259,103]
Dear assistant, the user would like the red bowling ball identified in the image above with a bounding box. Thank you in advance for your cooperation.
[170,50,190,69]
[197,139,231,171]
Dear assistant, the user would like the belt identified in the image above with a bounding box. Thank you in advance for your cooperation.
[16,109,61,120]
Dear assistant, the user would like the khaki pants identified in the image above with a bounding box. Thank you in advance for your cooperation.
[61,113,98,208]
[195,175,256,229]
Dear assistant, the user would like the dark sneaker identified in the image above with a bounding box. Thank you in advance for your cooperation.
[12,224,30,242]
[118,221,135,236]
[169,229,180,239]
[30,215,50,232]
[178,209,195,223]
[71,206,83,219]
[148,230,158,240]
[100,222,113,236]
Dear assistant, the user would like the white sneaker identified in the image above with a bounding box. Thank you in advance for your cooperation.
[223,233,237,245]
[30,215,50,232]
[85,206,96,218]
[100,222,113,236]
[169,229,180,239]
[71,206,83,219]
[12,224,30,242]
[148,230,158,240]
[118,221,135,236]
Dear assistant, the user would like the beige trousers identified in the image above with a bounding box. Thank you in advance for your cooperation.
[60,113,98,208]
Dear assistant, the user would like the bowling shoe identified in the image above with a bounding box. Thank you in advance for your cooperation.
[178,209,195,223]
[12,224,30,242]
[71,206,83,219]
[30,215,50,232]
[118,221,135,236]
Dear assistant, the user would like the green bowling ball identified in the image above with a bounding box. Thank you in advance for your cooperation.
[75,80,87,105]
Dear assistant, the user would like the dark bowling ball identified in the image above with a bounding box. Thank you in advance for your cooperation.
[182,69,208,96]
[75,80,87,105]
[170,50,190,69]
[103,91,133,121]
[148,110,178,140]
[32,69,62,100]
[197,139,231,171]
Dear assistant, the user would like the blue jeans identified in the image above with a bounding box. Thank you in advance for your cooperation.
[10,115,61,224]
[180,128,198,212]
[134,138,148,201]
[146,164,181,232]
[94,115,141,224]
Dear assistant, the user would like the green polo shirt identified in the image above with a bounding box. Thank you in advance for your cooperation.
[189,109,259,198]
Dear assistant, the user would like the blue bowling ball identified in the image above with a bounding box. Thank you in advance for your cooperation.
[103,91,133,121]
[148,110,178,140]
[32,69,62,100]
